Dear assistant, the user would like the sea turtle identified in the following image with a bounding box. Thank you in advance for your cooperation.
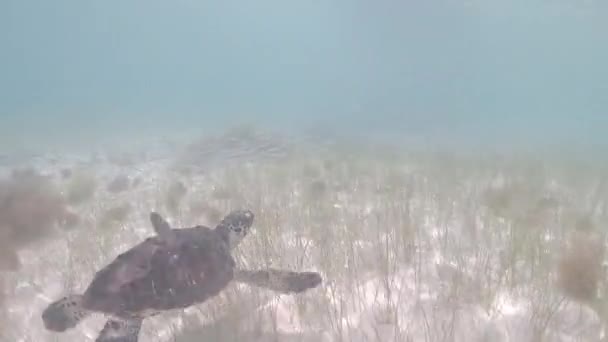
[42,210,322,341]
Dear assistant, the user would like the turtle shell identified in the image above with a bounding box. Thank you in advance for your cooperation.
[81,226,235,317]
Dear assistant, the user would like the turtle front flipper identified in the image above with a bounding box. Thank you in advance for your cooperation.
[149,212,176,243]
[96,317,143,342]
[234,268,322,294]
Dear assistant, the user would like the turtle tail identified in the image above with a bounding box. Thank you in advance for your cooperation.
[42,294,90,332]
[234,269,323,294]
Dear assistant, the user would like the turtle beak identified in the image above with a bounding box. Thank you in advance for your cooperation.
[243,210,254,228]
[238,210,254,236]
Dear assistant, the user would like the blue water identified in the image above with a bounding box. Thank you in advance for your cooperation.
[1,0,607,154]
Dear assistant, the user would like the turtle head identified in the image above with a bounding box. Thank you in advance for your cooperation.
[215,209,254,249]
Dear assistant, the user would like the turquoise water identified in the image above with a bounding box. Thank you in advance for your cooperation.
[2,3,608,340]
[1,0,607,154]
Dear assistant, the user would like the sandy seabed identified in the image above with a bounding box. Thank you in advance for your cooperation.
[1,129,607,342]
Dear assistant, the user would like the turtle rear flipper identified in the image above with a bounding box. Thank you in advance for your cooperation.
[96,317,143,342]
[234,269,322,294]
[42,294,90,332]
[149,212,176,243]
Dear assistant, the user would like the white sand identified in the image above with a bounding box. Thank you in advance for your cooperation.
[1,132,606,342]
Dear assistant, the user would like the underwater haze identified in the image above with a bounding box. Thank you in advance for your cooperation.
[4,2,608,342]
[2,0,607,154]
